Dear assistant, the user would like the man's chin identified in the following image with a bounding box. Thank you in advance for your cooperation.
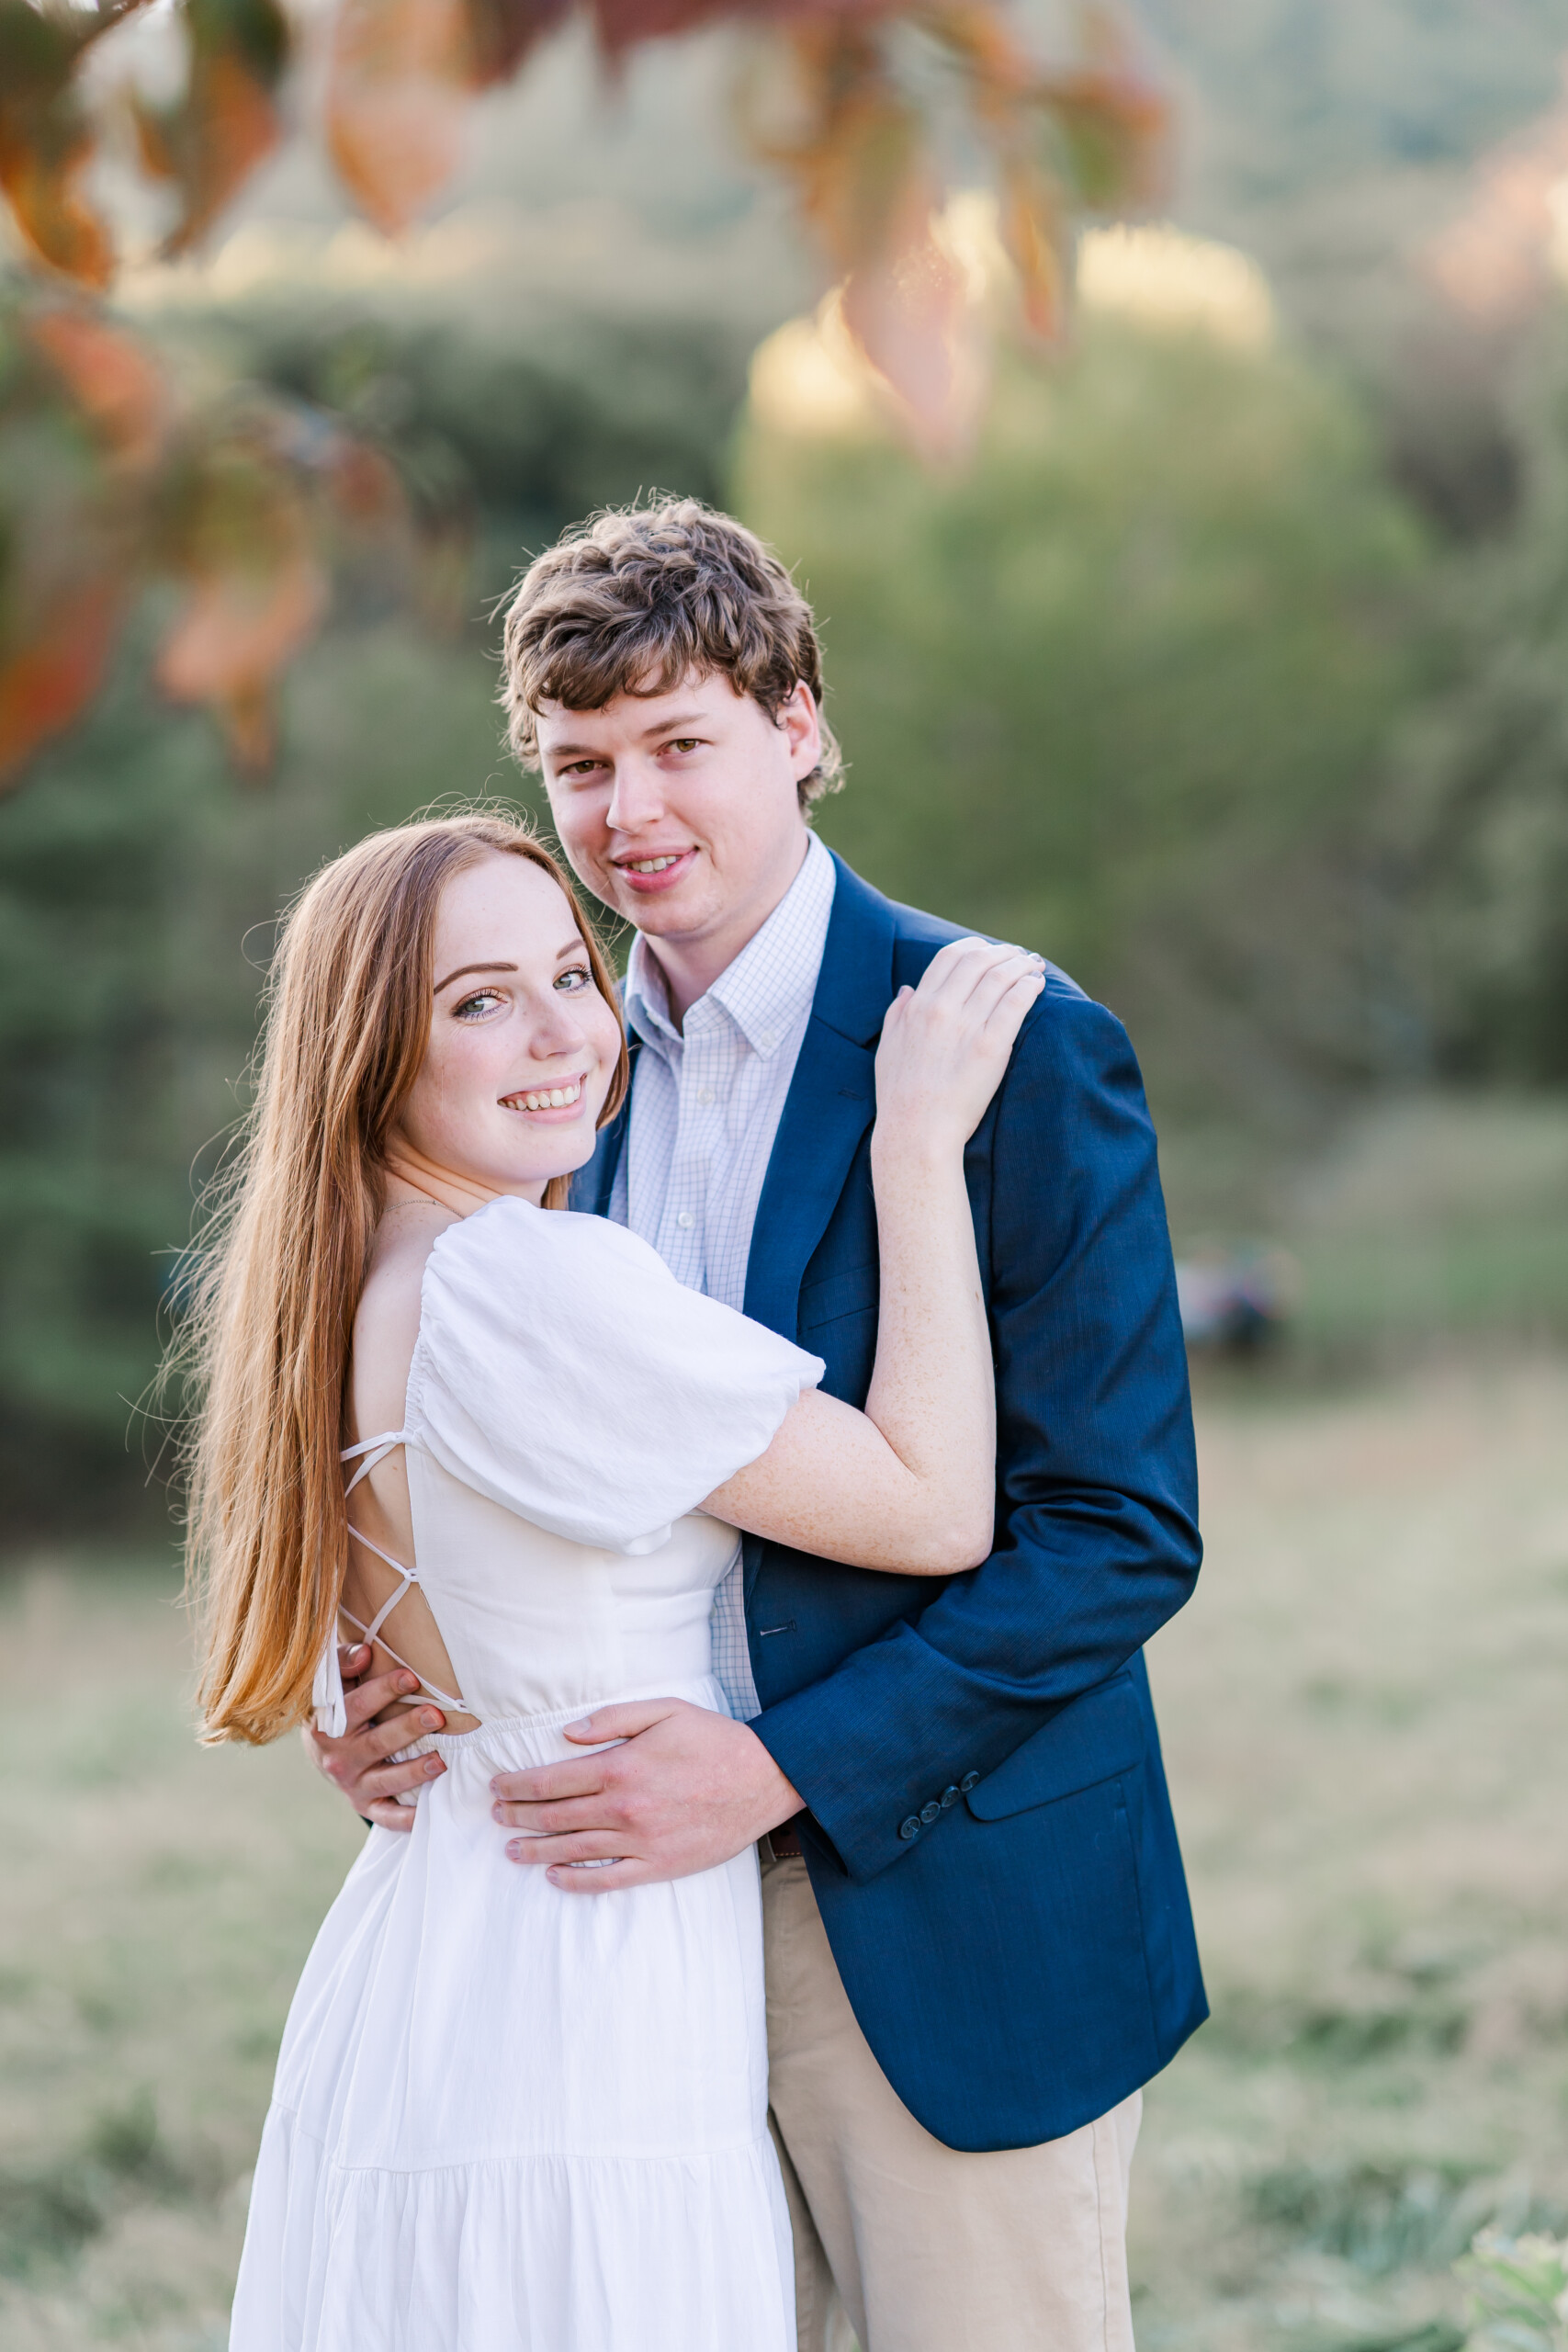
[608,882,712,936]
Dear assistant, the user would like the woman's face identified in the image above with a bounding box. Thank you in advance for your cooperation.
[396,853,622,1203]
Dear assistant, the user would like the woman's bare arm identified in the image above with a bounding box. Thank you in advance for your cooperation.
[704,938,1042,1575]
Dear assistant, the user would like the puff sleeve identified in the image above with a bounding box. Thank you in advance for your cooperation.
[405,1197,825,1555]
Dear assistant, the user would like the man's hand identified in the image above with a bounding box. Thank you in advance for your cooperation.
[489,1699,802,1892]
[301,1644,447,1832]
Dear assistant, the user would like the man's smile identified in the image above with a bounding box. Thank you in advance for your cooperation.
[611,847,699,894]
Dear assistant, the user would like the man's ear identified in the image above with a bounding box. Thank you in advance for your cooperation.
[778,680,823,783]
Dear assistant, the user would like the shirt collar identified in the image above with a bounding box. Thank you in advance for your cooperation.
[624,831,836,1060]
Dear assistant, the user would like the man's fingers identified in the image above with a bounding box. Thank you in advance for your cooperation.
[363,1799,417,1833]
[560,1697,680,1746]
[342,1668,423,1734]
[490,1756,612,1805]
[504,1829,637,1869]
[491,1792,626,1835]
[547,1858,652,1893]
[360,1749,446,1805]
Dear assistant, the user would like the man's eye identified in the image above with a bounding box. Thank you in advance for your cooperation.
[454,989,503,1020]
[665,739,701,754]
[554,965,592,992]
[561,760,604,779]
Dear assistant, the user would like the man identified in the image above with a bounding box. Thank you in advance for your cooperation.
[310,498,1206,2350]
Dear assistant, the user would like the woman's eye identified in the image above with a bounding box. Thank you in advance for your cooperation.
[454,989,503,1021]
[554,965,592,992]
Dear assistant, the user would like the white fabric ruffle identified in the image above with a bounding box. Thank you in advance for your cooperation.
[408,1197,823,1555]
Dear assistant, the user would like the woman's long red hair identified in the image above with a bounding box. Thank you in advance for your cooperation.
[176,812,627,1746]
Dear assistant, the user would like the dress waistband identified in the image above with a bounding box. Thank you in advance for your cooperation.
[411,1677,729,1756]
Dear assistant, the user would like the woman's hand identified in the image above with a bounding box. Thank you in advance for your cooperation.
[874,939,1045,1159]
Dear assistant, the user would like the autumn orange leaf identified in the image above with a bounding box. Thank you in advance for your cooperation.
[132,0,291,259]
[0,0,143,288]
[325,0,478,238]
[27,305,173,467]
[156,547,328,771]
[0,574,125,790]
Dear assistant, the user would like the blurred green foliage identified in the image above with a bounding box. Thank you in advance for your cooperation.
[739,314,1427,1135]
[1387,313,1568,1084]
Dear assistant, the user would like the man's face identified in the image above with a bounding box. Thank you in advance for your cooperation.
[536,672,821,953]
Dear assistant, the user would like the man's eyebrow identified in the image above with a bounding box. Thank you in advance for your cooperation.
[434,961,517,995]
[637,711,707,740]
[546,712,709,762]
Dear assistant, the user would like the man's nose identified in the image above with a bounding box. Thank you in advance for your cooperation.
[604,757,665,833]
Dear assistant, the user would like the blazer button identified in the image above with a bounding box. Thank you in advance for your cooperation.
[940,1784,960,1809]
[959,1770,980,1792]
[919,1800,941,1826]
[899,1815,922,1840]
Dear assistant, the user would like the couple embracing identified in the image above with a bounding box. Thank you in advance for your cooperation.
[188,499,1206,2351]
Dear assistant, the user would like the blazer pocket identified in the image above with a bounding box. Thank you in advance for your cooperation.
[964,1672,1144,1820]
[798,1261,880,1334]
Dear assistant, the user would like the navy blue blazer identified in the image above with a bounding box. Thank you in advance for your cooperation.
[575,853,1207,2152]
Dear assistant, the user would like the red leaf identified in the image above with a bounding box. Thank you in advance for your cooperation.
[464,0,570,85]
[0,573,126,791]
[156,547,327,771]
[0,0,139,288]
[132,0,291,258]
[325,0,476,238]
[27,304,174,467]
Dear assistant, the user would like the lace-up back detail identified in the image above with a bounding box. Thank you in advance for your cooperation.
[309,1195,823,1738]
[309,1431,474,1736]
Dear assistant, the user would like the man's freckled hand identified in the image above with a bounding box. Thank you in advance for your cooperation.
[485,1697,802,1893]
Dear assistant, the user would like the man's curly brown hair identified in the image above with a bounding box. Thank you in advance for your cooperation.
[498,497,842,809]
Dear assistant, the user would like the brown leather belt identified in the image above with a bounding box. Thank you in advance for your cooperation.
[764,1815,805,1860]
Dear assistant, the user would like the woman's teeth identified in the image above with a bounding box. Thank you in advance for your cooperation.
[626,854,682,874]
[511,1080,581,1112]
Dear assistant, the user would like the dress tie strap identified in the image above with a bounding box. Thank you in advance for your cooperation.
[316,1428,475,1727]
[341,1430,409,1497]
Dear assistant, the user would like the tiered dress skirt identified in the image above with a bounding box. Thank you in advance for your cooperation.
[230,1677,795,2352]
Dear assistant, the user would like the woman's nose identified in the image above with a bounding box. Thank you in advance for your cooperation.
[528,1000,592,1058]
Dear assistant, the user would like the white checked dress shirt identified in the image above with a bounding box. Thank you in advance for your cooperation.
[608,831,837,1721]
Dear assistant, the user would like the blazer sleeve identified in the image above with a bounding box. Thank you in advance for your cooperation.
[750,985,1202,1883]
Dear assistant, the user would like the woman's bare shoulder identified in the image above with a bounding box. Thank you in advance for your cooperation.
[352,1204,458,1436]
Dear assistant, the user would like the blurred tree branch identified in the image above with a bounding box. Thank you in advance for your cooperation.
[0,0,1165,786]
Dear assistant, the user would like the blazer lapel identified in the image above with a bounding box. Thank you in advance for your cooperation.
[742,855,896,1340]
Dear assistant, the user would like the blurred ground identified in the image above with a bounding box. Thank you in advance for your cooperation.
[2,1335,1564,2348]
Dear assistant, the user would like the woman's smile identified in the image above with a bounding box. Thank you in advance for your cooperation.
[501,1073,588,1120]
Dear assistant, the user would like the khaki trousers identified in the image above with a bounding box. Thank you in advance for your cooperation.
[761,1851,1141,2352]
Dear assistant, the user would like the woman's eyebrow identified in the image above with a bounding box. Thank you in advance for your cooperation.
[434,961,518,995]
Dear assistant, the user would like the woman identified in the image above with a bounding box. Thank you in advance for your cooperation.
[185,810,1042,2351]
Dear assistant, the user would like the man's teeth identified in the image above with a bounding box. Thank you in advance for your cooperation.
[513,1081,581,1111]
[626,854,682,875]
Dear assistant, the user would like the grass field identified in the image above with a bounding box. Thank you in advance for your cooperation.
[3,1349,1566,2349]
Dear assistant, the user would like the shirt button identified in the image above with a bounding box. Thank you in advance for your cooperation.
[959,1770,980,1793]
[919,1800,941,1826]
[676,1212,694,1229]
[898,1816,921,1841]
[696,1088,715,1106]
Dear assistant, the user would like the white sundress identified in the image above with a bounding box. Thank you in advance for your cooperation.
[228,1195,824,2352]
